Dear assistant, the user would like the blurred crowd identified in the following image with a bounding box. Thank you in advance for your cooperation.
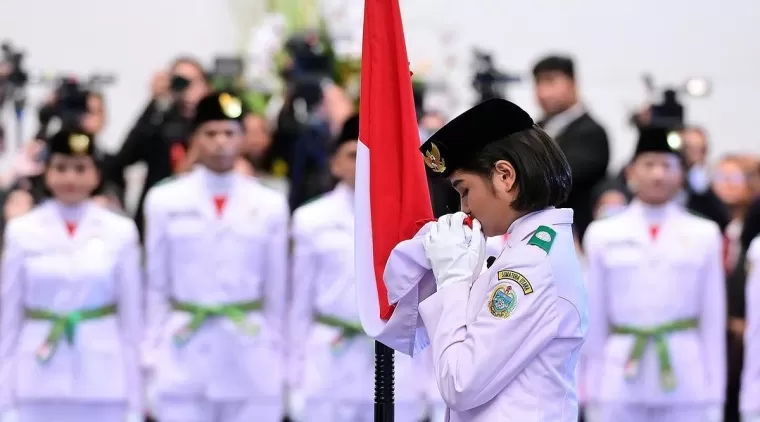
[0,13,758,422]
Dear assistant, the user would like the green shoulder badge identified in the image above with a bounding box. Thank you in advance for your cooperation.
[527,225,557,254]
[497,270,533,295]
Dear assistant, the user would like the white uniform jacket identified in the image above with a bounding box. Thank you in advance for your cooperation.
[142,166,289,401]
[0,200,143,412]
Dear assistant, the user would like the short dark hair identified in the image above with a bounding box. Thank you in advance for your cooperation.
[532,55,575,80]
[457,125,572,212]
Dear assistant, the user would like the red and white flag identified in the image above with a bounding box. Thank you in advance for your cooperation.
[354,0,433,346]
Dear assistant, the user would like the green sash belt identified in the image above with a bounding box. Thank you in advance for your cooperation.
[315,313,364,356]
[25,304,117,363]
[171,299,262,345]
[314,313,364,339]
[611,318,699,391]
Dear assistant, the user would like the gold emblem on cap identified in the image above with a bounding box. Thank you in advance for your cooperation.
[667,131,682,150]
[424,143,446,173]
[218,93,242,118]
[68,134,90,154]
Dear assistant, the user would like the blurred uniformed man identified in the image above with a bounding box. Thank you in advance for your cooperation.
[0,130,143,422]
[288,114,426,421]
[143,92,289,422]
[583,128,726,422]
[742,237,760,422]
[416,99,586,421]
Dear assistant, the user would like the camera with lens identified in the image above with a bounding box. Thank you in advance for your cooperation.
[648,88,684,129]
[471,49,521,104]
[36,74,115,139]
[211,56,245,91]
[282,31,332,82]
[37,78,90,136]
[630,73,710,131]
[1,42,28,85]
[0,42,30,147]
[281,31,334,116]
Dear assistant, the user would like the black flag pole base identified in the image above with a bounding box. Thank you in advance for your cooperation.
[374,340,395,422]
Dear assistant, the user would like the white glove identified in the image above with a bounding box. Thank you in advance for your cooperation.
[0,410,19,422]
[430,402,448,422]
[287,388,306,422]
[423,212,486,289]
[144,368,160,419]
[742,412,760,422]
[583,405,603,422]
[705,405,721,422]
[125,411,143,422]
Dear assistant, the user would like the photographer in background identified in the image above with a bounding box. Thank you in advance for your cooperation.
[267,31,353,210]
[105,56,210,239]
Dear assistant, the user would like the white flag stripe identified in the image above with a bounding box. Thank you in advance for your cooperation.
[355,139,430,355]
[354,139,384,337]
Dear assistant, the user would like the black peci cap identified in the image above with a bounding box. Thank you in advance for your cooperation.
[634,127,684,158]
[419,98,534,178]
[191,91,245,131]
[47,130,96,158]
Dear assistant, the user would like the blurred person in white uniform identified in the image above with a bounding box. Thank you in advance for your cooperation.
[0,130,143,422]
[583,128,726,422]
[143,92,289,422]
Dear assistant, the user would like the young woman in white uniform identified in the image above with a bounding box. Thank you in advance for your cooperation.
[0,130,143,422]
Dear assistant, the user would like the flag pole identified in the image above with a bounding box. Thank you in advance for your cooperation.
[374,341,395,422]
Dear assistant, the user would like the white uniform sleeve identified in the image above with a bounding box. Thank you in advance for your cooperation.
[116,222,144,412]
[419,249,559,411]
[581,226,608,404]
[287,212,318,387]
[741,238,760,414]
[142,189,171,369]
[0,221,24,412]
[699,224,726,404]
[263,197,290,353]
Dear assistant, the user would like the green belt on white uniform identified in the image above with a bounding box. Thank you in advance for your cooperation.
[171,299,262,345]
[25,304,118,363]
[314,313,364,339]
[611,318,699,391]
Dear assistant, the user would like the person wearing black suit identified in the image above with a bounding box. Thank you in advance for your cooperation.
[532,55,609,242]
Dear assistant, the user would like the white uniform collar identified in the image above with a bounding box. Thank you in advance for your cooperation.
[193,164,236,195]
[50,199,91,223]
[627,198,679,225]
[334,182,354,208]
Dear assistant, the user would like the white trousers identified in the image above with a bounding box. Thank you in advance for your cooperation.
[587,404,712,422]
[304,399,423,422]
[157,397,282,422]
[18,401,127,422]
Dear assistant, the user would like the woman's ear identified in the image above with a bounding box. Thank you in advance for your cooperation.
[494,160,517,191]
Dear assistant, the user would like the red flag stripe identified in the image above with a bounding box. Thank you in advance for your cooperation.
[359,0,433,320]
